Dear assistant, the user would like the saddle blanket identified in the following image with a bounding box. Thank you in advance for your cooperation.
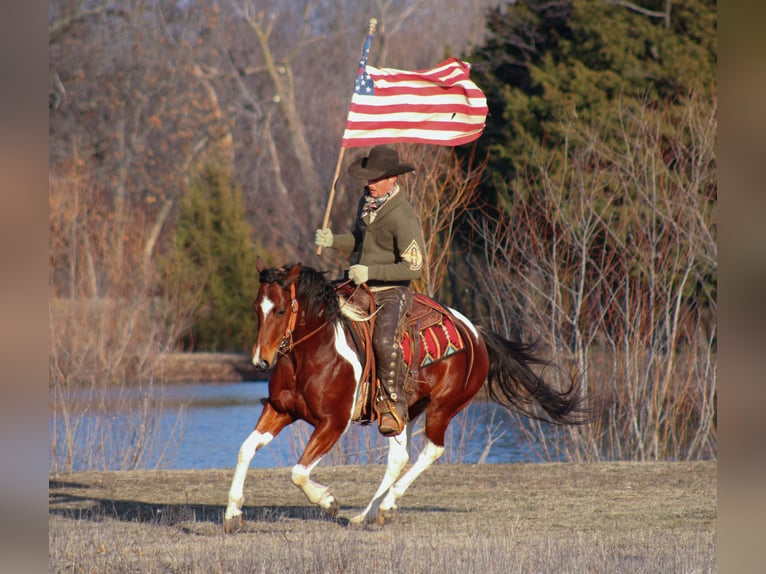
[401,312,465,369]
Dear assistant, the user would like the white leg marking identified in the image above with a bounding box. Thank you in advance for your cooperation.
[334,321,363,423]
[291,459,336,509]
[225,430,274,520]
[350,429,409,524]
[380,439,445,512]
[448,307,478,339]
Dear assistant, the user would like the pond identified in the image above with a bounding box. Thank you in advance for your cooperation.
[50,380,564,472]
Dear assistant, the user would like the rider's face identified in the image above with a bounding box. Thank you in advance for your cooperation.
[366,175,397,198]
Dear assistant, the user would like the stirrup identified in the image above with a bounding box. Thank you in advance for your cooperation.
[378,409,405,436]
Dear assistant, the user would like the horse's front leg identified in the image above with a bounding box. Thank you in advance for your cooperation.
[224,403,292,533]
[290,420,348,516]
[349,427,409,525]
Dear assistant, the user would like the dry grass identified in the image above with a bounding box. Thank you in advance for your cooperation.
[50,461,716,573]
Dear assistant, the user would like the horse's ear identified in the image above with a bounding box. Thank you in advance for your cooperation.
[285,262,301,284]
[256,257,266,273]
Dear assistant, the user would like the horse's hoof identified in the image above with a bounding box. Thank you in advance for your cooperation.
[377,506,397,526]
[325,497,340,518]
[223,514,243,534]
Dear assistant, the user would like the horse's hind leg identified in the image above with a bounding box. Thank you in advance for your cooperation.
[349,428,409,525]
[374,410,454,524]
[224,403,291,533]
[377,437,444,524]
[290,420,347,516]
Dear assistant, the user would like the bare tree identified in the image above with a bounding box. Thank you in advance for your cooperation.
[49,0,505,326]
[49,0,233,282]
[604,0,672,29]
[467,94,717,462]
[49,161,193,471]
[227,1,325,224]
[399,145,486,298]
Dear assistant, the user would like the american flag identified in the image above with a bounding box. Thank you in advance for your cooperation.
[341,57,488,148]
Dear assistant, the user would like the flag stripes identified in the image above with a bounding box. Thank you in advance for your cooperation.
[341,57,488,148]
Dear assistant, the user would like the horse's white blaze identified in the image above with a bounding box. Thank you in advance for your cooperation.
[260,296,275,317]
[225,430,275,519]
[380,438,445,512]
[333,321,363,424]
[251,296,276,365]
[448,306,478,339]
[291,459,335,509]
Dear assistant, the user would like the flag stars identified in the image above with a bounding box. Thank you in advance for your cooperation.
[355,72,375,95]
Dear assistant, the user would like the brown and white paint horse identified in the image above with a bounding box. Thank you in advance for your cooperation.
[224,261,585,532]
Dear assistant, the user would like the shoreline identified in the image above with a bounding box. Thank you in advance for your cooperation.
[157,352,493,399]
[157,352,265,383]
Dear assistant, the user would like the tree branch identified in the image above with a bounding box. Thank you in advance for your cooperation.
[49,3,127,45]
[603,0,670,28]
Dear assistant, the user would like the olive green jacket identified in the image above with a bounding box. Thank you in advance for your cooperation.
[332,189,425,285]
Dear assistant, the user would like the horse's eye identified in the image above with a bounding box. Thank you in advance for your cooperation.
[276,309,286,317]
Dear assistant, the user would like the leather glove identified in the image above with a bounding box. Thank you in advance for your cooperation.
[348,264,369,285]
[314,228,333,248]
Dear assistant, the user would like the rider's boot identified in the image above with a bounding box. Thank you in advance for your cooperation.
[376,346,409,437]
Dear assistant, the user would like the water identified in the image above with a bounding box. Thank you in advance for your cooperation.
[51,381,559,471]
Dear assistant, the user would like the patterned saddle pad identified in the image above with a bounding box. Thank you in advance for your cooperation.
[335,285,466,371]
[401,294,466,369]
[336,286,466,421]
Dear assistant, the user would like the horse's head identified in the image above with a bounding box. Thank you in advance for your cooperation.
[250,259,340,370]
[251,259,302,370]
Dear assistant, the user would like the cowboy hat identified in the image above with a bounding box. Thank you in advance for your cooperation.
[347,146,415,180]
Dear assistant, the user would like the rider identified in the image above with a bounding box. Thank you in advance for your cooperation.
[315,145,425,436]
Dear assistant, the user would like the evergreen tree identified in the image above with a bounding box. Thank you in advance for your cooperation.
[457,0,716,345]
[164,162,265,352]
[466,0,717,205]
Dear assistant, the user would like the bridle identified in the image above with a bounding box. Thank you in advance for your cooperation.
[276,282,329,354]
[277,282,299,352]
[271,278,359,355]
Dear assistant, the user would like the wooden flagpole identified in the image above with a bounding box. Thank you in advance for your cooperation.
[317,17,377,256]
[316,148,346,256]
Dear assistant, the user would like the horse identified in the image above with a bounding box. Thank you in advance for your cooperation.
[223,260,585,532]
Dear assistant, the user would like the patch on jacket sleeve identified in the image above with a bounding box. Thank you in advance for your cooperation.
[401,239,424,271]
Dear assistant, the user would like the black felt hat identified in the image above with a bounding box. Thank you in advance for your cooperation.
[347,146,415,180]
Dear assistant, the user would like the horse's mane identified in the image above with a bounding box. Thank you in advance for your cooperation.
[259,263,339,320]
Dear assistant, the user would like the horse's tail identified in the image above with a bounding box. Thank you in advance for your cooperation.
[478,327,586,425]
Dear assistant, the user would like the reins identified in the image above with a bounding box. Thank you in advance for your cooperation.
[278,279,359,354]
[281,282,299,348]
[275,276,377,421]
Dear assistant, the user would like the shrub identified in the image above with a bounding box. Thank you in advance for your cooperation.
[163,162,264,352]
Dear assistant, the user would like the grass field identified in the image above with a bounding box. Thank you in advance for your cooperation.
[49,461,716,573]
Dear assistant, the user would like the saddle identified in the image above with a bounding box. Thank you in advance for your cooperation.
[336,283,467,423]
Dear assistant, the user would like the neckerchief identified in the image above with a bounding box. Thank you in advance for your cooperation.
[361,185,399,221]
